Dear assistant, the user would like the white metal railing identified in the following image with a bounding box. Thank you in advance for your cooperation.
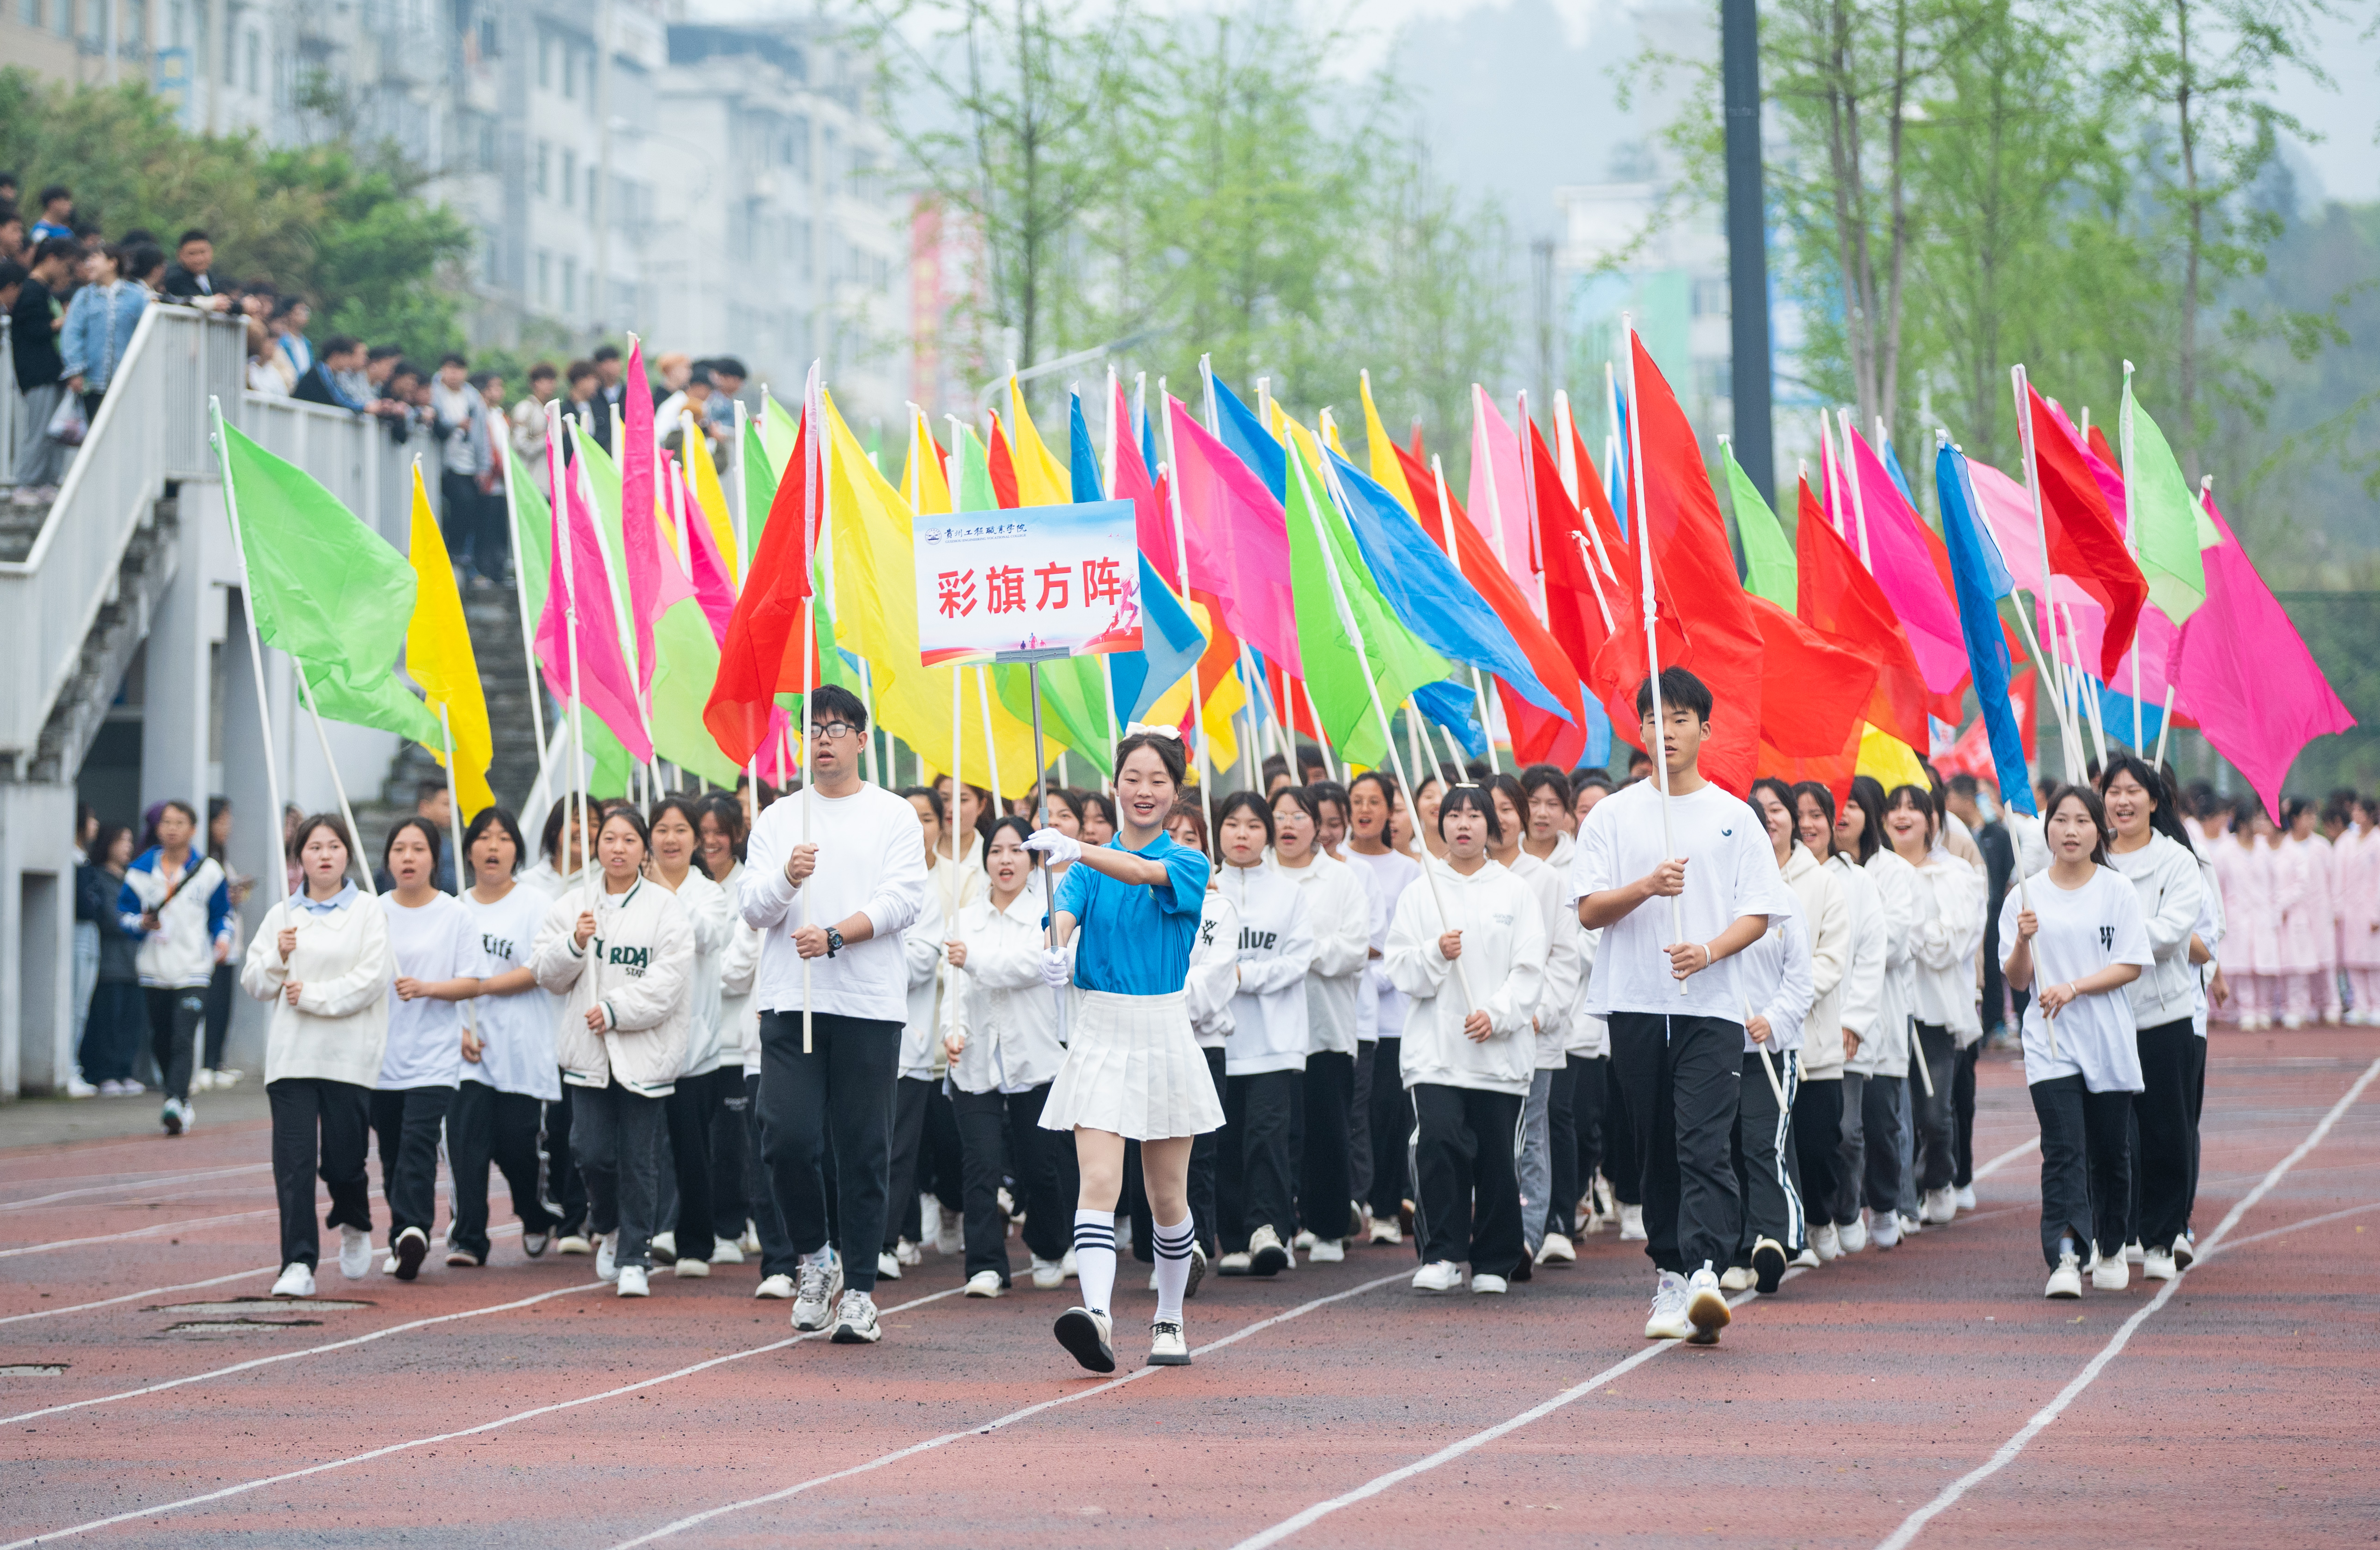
[238,392,413,550]
[0,315,18,485]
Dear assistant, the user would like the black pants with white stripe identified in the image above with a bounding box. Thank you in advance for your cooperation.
[1220,1068,1303,1252]
[1731,1049,1802,1260]
[1609,1013,1743,1276]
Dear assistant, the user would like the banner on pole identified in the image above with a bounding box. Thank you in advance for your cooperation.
[915,498,1143,665]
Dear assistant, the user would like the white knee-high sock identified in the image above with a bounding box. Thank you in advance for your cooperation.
[1073,1209,1117,1316]
[1152,1215,1196,1322]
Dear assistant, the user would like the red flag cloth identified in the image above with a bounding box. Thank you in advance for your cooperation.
[2027,384,2146,680]
[1565,420,1676,753]
[1530,420,1626,732]
[1609,334,1763,793]
[986,417,1021,510]
[1392,444,1587,766]
[1749,594,1878,759]
[1795,474,1931,751]
[704,409,814,767]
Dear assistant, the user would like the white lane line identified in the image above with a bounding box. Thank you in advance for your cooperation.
[2199,1199,2380,1259]
[1871,1053,2380,1550]
[610,1270,1412,1550]
[0,1164,273,1213]
[0,1208,278,1260]
[0,1265,278,1326]
[1970,1135,2038,1181]
[0,1278,606,1426]
[0,1286,967,1550]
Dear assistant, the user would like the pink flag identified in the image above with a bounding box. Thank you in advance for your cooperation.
[672,462,736,645]
[1113,380,1175,583]
[620,339,662,696]
[1466,386,1533,599]
[1846,427,1968,694]
[1165,394,1302,675]
[2174,491,2353,817]
[536,447,655,763]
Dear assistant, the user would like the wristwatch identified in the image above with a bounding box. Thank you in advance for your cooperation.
[824,926,844,958]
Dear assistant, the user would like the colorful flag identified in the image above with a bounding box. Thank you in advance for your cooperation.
[1357,370,1420,518]
[1797,476,1931,751]
[682,421,740,587]
[2118,377,2211,625]
[1936,442,2037,814]
[704,406,814,767]
[619,340,662,697]
[2026,382,2147,680]
[1466,385,1534,599]
[1005,375,1070,506]
[1211,373,1286,503]
[1843,423,1968,696]
[538,425,653,763]
[1165,393,1303,676]
[401,465,495,817]
[1725,440,1796,608]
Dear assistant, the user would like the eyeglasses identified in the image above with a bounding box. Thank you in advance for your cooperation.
[809,722,861,743]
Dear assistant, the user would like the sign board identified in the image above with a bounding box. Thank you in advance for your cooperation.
[914,499,1143,665]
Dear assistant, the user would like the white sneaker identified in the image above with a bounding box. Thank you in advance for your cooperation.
[1811,1223,1842,1262]
[738,1223,763,1255]
[1030,1256,1066,1290]
[1293,1229,1318,1250]
[64,1075,99,1099]
[338,1225,372,1280]
[1367,1216,1403,1246]
[674,1257,710,1278]
[191,1068,214,1092]
[1470,1272,1508,1295]
[1618,1204,1647,1242]
[1840,1216,1870,1253]
[1955,1185,1978,1212]
[709,1241,745,1265]
[1217,1251,1253,1276]
[271,1263,316,1298]
[1411,1259,1463,1293]
[392,1224,428,1280]
[1307,1239,1346,1263]
[1053,1305,1115,1372]
[919,1197,943,1247]
[558,1234,593,1255]
[2123,1240,2145,1266]
[1248,1223,1290,1276]
[1870,1212,1900,1251]
[650,1231,677,1262]
[2172,1233,2197,1270]
[2091,1254,2130,1291]
[160,1097,193,1135]
[1718,1265,1755,1292]
[1751,1237,1789,1295]
[1644,1271,1693,1339]
[2045,1252,2083,1298]
[382,1253,400,1275]
[1534,1231,1575,1266]
[894,1237,922,1267]
[792,1253,843,1332]
[1684,1265,1731,1343]
[1148,1318,1190,1366]
[935,1219,963,1257]
[596,1233,619,1283]
[965,1270,1005,1298]
[876,1250,903,1282]
[616,1265,649,1298]
[1792,1244,1821,1269]
[1898,1212,1923,1237]
[2142,1247,2178,1281]
[1186,1242,1208,1301]
[829,1289,881,1344]
[754,1274,795,1300]
[1060,1247,1078,1279]
[1923,1187,1958,1225]
[213,1067,243,1089]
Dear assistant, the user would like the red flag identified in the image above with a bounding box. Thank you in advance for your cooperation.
[1392,444,1586,766]
[985,416,1021,510]
[1611,334,1763,793]
[1750,595,1878,811]
[703,409,813,766]
[2027,383,2146,680]
[1795,475,1931,750]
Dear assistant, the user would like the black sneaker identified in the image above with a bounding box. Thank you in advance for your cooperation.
[1053,1306,1116,1374]
[394,1225,428,1282]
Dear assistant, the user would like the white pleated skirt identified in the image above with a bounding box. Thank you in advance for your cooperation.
[1038,989,1225,1141]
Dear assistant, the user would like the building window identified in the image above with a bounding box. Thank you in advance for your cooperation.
[536,250,551,307]
[20,0,42,28]
[561,147,577,207]
[535,140,549,197]
[562,256,578,316]
[537,30,550,90]
[477,118,495,173]
[563,42,576,100]
[1691,277,1729,318]
[587,165,598,218]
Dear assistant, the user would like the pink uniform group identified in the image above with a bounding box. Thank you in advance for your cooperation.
[2201,797,2380,1029]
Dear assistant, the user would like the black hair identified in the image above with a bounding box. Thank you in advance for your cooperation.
[1841,778,1885,865]
[2281,795,2315,829]
[1269,784,1322,834]
[806,681,868,734]
[899,784,945,826]
[416,779,447,806]
[1572,769,1613,797]
[539,799,594,864]
[150,798,199,848]
[591,343,622,363]
[1749,777,1797,836]
[984,814,1038,859]
[269,293,307,319]
[1634,666,1712,723]
[597,804,652,853]
[528,360,559,381]
[1214,789,1277,850]
[1261,752,1289,787]
[1297,743,1326,775]
[321,333,361,357]
[694,792,748,872]
[205,795,232,860]
[1043,787,1086,830]
[1116,729,1188,788]
[1310,779,1348,821]
[1348,769,1398,807]
[647,795,706,852]
[1486,772,1528,831]
[290,813,354,867]
[1947,772,1981,800]
[1437,784,1502,843]
[32,235,79,266]
[2043,783,2113,867]
[37,183,70,208]
[462,805,527,878]
[1166,798,1209,853]
[1518,763,1572,810]
[0,259,24,290]
[1790,781,1839,854]
[2096,752,2195,856]
[91,821,137,870]
[177,227,210,248]
[439,351,469,369]
[710,356,748,379]
[1883,783,1937,848]
[2231,795,2263,830]
[382,815,443,870]
[1078,791,1117,834]
[368,342,405,362]
[121,242,164,284]
[1626,747,1655,773]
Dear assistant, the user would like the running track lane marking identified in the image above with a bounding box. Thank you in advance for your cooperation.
[0,1278,607,1425]
[1220,1133,2058,1550]
[0,1164,273,1212]
[0,1208,278,1260]
[604,1269,1413,1550]
[0,1286,971,1550]
[0,1265,278,1326]
[1870,1053,2380,1550]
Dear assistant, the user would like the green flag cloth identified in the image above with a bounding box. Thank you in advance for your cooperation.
[741,421,774,569]
[994,658,1115,775]
[219,418,437,745]
[2119,376,2211,624]
[508,448,552,623]
[650,600,740,787]
[1284,432,1446,767]
[762,394,801,483]
[1724,440,1797,608]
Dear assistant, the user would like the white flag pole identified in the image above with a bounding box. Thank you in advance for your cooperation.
[209,399,291,907]
[496,409,549,801]
[1617,318,1688,997]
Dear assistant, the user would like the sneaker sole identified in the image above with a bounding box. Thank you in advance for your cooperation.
[161,1109,184,1136]
[1184,1253,1206,1302]
[829,1320,881,1344]
[1751,1241,1788,1296]
[394,1234,428,1282]
[1146,1349,1192,1367]
[1249,1245,1288,1277]
[1686,1287,1731,1336]
[1053,1309,1116,1374]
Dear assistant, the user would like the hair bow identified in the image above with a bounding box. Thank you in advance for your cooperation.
[1121,722,1182,741]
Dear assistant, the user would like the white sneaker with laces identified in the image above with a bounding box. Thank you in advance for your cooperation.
[1535,1231,1576,1266]
[1870,1212,1900,1251]
[393,1225,428,1281]
[1719,1265,1755,1292]
[709,1241,744,1265]
[1053,1305,1115,1371]
[792,1254,843,1332]
[876,1250,903,1282]
[1618,1204,1646,1241]
[1923,1186,1958,1224]
[674,1257,710,1278]
[2091,1254,2130,1291]
[829,1289,881,1344]
[213,1067,243,1088]
[1031,1256,1066,1290]
[1791,1244,1821,1269]
[1684,1265,1731,1343]
[754,1273,795,1300]
[2045,1252,2083,1298]
[1751,1237,1789,1295]
[935,1219,963,1257]
[192,1068,214,1093]
[1148,1318,1190,1366]
[1898,1212,1923,1237]
[616,1265,649,1298]
[64,1075,99,1099]
[1644,1272,1693,1340]
[1470,1272,1508,1295]
[1840,1215,1870,1253]
[1249,1223,1290,1276]
[919,1197,943,1247]
[338,1225,372,1280]
[271,1263,316,1298]
[596,1233,618,1283]
[558,1234,593,1256]
[1307,1239,1346,1263]
[1217,1250,1253,1276]
[382,1252,401,1275]
[739,1223,763,1255]
[1811,1222,1842,1261]
[1955,1185,1978,1212]
[1367,1217,1403,1246]
[1411,1260,1463,1293]
[965,1270,1004,1297]
[1293,1229,1318,1250]
[2142,1246,2178,1281]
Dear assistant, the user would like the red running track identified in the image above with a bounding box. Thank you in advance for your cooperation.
[1,1028,2374,1550]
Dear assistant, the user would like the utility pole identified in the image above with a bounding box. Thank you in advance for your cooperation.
[1720,0,1774,507]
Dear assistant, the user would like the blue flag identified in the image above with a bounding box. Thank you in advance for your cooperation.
[1071,387,1207,724]
[1415,679,1487,759]
[1936,442,2036,816]
[1211,374,1287,503]
[1068,389,1105,503]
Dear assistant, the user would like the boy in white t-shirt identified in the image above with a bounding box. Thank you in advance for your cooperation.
[1569,669,1780,1344]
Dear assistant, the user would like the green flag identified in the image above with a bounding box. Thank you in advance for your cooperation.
[1724,440,1796,608]
[995,658,1115,775]
[2118,374,2211,624]
[762,394,801,482]
[219,418,437,745]
[1284,431,1446,767]
[741,421,774,569]
[649,600,740,787]
[507,448,552,624]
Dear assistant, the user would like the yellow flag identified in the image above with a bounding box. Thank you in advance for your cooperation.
[1358,369,1418,518]
[1856,723,1931,792]
[402,465,496,818]
[1005,375,1071,507]
[681,424,739,587]
[905,406,953,516]
[822,393,1049,798]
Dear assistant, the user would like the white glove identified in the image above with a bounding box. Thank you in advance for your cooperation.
[1039,948,1072,989]
[1022,828,1082,867]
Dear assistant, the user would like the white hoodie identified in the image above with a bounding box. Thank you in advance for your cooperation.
[1510,852,1581,1071]
[1906,850,1985,1042]
[1736,891,1814,1054]
[897,885,950,1082]
[531,878,694,1098]
[1860,848,1921,1078]
[663,869,734,1078]
[947,889,1066,1094]
[1220,862,1316,1077]
[2109,832,2207,1030]
[1384,858,1547,1097]
[240,891,393,1089]
[1778,844,1850,1068]
[1275,853,1371,1058]
[1821,852,1885,1082]
[1188,890,1240,1049]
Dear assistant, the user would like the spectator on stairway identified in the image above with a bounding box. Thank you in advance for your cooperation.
[294,335,371,412]
[9,236,74,502]
[590,343,625,451]
[79,822,149,1096]
[432,353,498,584]
[375,360,426,444]
[28,184,74,245]
[61,238,160,424]
[160,229,234,312]
[244,315,287,397]
[510,362,558,495]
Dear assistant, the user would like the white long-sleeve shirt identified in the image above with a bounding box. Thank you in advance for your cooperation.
[1510,852,1581,1071]
[897,886,949,1081]
[1736,891,1814,1054]
[1187,891,1240,1049]
[1820,853,1884,1082]
[1860,848,1921,1077]
[1778,843,1849,1061]
[664,870,734,1077]
[1220,863,1316,1076]
[1906,850,1985,1041]
[947,890,1065,1093]
[738,783,927,1026]
[1385,858,1547,1096]
[1276,854,1372,1058]
[2108,833,2207,1030]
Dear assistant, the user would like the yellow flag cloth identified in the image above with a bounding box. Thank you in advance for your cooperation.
[403,464,496,817]
[682,424,739,587]
[1006,375,1071,507]
[906,406,953,516]
[1856,723,1931,793]
[1359,370,1419,518]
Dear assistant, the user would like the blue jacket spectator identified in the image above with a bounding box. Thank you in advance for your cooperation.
[61,244,159,397]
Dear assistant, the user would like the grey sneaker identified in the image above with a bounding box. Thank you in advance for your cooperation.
[828,1289,880,1344]
[792,1254,843,1332]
